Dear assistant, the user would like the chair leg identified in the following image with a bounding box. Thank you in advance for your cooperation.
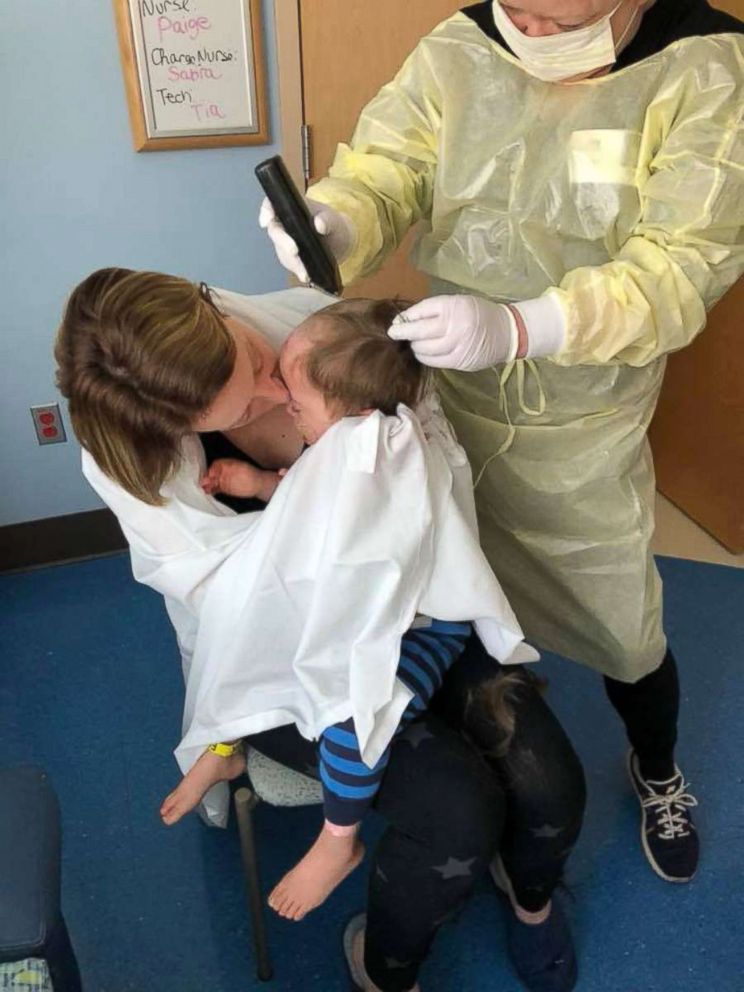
[44,914,83,992]
[234,786,273,982]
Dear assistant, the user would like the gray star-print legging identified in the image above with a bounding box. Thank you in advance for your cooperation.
[244,634,586,992]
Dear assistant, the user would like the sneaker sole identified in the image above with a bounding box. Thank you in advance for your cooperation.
[626,750,696,884]
[343,913,421,992]
[343,913,368,991]
[488,856,511,899]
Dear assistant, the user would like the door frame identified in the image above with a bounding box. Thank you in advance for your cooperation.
[272,0,305,190]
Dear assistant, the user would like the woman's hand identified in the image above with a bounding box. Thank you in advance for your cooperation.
[388,295,521,371]
[200,458,285,502]
[259,197,356,283]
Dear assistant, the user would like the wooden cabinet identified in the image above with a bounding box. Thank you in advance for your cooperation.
[650,279,744,552]
[648,0,744,552]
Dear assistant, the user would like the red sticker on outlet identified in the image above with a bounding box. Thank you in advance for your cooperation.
[39,413,55,425]
[42,426,58,438]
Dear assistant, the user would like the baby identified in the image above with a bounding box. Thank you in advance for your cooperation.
[161,298,521,920]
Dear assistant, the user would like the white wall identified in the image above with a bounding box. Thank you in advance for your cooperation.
[0,0,288,527]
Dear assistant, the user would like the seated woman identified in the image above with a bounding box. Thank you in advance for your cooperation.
[161,296,539,923]
[55,269,586,992]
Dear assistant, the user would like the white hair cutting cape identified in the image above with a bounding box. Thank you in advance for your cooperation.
[82,286,537,825]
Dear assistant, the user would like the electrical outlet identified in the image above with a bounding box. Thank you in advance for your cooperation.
[30,403,67,445]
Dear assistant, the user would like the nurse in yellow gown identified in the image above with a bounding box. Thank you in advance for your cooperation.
[262,0,744,890]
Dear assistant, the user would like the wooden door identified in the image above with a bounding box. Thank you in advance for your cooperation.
[650,276,744,553]
[298,0,462,301]
[648,0,744,552]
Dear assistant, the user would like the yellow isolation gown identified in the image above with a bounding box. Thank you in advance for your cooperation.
[307,11,744,678]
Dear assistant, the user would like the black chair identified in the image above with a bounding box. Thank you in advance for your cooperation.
[0,766,82,991]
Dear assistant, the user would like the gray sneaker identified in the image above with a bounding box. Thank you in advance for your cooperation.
[343,914,421,992]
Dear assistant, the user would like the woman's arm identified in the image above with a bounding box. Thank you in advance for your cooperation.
[549,43,744,367]
[81,442,260,615]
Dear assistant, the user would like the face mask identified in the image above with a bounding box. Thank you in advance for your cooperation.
[491,2,629,82]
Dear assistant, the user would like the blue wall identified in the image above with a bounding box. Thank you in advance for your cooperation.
[0,0,287,527]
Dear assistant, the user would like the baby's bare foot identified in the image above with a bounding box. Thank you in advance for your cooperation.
[268,826,365,921]
[160,747,245,826]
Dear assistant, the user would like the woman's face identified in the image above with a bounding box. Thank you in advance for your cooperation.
[194,317,289,432]
[496,0,646,81]
[498,0,636,35]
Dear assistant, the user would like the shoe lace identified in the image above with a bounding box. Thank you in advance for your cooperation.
[642,776,698,840]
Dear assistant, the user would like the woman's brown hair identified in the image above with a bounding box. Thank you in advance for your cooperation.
[470,669,535,757]
[55,268,235,505]
[303,297,430,416]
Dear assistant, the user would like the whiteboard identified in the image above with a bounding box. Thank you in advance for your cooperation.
[128,0,260,139]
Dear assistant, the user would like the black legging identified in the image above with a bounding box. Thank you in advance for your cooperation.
[245,634,586,992]
[604,647,680,781]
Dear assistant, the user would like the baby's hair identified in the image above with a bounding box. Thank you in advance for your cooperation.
[303,298,430,416]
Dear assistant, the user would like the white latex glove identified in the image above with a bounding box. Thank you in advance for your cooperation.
[388,295,519,371]
[258,196,355,284]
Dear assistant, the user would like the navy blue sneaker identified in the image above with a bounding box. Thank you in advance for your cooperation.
[627,750,699,882]
[504,898,577,992]
[491,860,577,992]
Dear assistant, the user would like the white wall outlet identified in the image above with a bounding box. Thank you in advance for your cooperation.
[30,403,67,445]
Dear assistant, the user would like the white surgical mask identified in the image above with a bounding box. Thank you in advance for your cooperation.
[491,2,627,82]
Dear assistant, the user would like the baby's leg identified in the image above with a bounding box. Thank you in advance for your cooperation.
[160,743,245,826]
[268,622,471,920]
[268,721,386,920]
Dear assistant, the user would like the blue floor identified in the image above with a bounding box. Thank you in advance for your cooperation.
[1,553,742,992]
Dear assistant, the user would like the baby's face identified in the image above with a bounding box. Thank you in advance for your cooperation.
[279,321,339,444]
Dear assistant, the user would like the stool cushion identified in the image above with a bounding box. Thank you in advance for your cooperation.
[0,958,52,991]
[246,750,323,807]
[0,767,61,962]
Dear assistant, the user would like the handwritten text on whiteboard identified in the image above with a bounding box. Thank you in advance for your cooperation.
[130,0,259,137]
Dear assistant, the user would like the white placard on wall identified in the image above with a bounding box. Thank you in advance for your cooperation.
[115,0,269,151]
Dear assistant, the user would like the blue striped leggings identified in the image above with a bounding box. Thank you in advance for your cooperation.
[320,620,471,827]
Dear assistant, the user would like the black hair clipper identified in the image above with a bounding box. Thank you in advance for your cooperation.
[255,156,342,297]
